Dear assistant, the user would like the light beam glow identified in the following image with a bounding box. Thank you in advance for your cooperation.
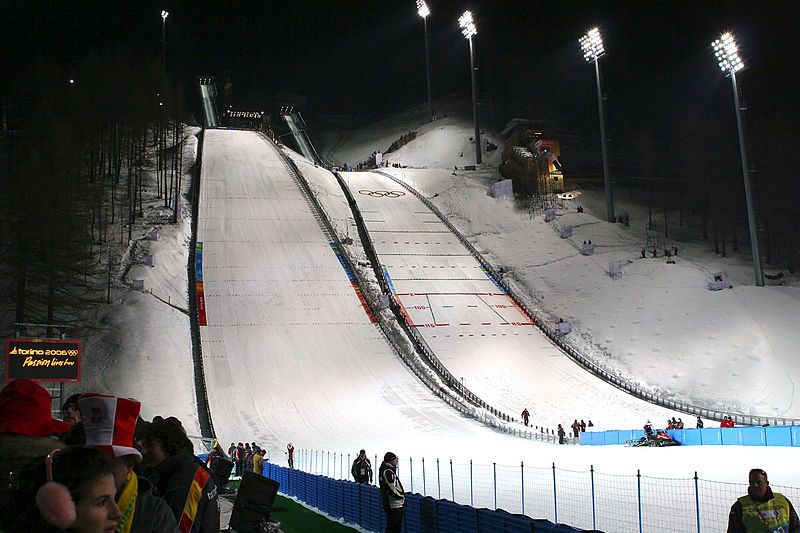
[416,0,430,18]
[712,32,745,76]
[579,27,605,63]
[458,10,477,40]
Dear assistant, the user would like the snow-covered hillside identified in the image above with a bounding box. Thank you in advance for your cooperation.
[321,97,800,420]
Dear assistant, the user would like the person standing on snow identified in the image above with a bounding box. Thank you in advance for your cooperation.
[557,424,566,444]
[697,417,704,429]
[379,452,405,533]
[727,468,800,533]
[521,408,530,426]
[571,420,580,438]
[580,419,586,432]
[351,449,373,484]
[253,449,265,476]
[286,443,295,469]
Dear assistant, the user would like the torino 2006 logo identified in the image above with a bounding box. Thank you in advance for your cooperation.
[358,190,406,198]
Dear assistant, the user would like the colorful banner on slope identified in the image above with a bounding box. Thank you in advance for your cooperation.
[195,242,207,326]
[330,243,376,323]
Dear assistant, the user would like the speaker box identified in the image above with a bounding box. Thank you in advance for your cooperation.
[210,456,234,486]
[229,472,280,532]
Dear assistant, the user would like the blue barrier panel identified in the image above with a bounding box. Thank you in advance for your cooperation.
[585,432,600,445]
[766,426,793,446]
[436,499,459,533]
[342,481,358,524]
[603,431,620,445]
[332,478,344,519]
[361,484,384,533]
[618,430,635,444]
[721,428,742,445]
[294,469,303,501]
[403,493,423,533]
[477,508,504,533]
[741,427,766,446]
[306,473,318,509]
[791,427,800,447]
[680,429,702,446]
[495,508,536,533]
[419,496,439,532]
[700,428,722,445]
[580,433,590,445]
[453,502,479,532]
[320,477,331,516]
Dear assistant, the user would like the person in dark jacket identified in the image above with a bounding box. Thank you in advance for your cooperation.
[727,468,800,532]
[351,449,373,484]
[235,442,245,475]
[379,452,405,533]
[521,408,530,426]
[697,416,704,429]
[142,419,219,533]
[557,424,566,444]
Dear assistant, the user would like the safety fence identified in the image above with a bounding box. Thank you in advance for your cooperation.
[374,170,800,428]
[582,426,800,447]
[291,449,800,533]
[263,462,596,532]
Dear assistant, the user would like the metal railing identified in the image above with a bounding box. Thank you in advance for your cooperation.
[187,128,215,438]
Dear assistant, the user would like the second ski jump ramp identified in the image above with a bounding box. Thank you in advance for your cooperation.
[195,129,529,456]
[341,170,679,430]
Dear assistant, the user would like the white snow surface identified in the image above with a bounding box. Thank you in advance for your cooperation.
[25,100,800,531]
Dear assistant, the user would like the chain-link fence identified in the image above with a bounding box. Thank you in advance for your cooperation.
[298,449,800,533]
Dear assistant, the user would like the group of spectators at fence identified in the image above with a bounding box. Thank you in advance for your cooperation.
[0,378,219,533]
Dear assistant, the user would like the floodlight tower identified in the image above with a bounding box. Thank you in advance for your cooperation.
[459,10,481,164]
[161,10,169,79]
[579,27,614,223]
[712,32,763,286]
[416,1,434,122]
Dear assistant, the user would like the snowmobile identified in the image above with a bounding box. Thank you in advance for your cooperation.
[627,430,681,447]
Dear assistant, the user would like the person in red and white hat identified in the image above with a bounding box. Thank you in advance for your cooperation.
[80,393,179,533]
[0,379,69,496]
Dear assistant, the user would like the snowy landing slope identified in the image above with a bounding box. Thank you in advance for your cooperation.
[196,129,529,456]
[341,170,679,430]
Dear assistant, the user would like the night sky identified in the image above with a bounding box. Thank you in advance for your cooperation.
[4,1,798,131]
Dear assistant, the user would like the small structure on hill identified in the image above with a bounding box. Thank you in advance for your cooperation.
[499,119,566,216]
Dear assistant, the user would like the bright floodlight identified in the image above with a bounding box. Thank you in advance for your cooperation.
[712,32,744,76]
[416,0,430,18]
[459,10,477,39]
[579,27,605,62]
[161,10,169,20]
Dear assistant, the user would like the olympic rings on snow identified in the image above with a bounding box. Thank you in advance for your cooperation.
[358,190,406,198]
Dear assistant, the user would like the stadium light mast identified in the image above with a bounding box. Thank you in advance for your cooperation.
[416,1,434,122]
[459,10,481,164]
[579,27,614,223]
[161,10,169,79]
[712,32,763,286]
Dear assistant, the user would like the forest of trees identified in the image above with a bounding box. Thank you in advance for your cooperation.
[0,54,190,335]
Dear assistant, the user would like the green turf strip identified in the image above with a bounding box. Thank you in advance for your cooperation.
[269,494,359,532]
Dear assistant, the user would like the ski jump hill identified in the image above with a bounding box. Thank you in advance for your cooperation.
[195,128,680,455]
